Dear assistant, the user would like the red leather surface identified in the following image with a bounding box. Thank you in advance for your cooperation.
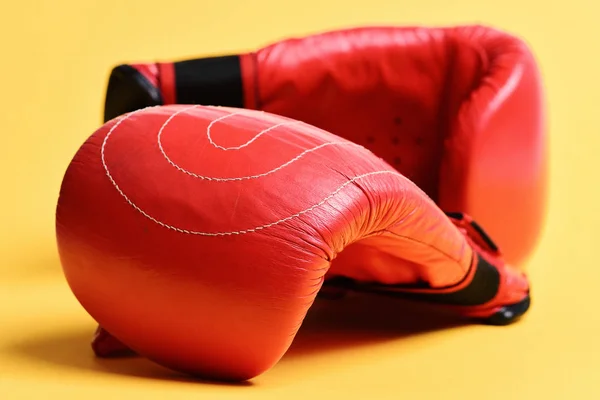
[157,62,175,104]
[238,26,547,266]
[56,105,528,380]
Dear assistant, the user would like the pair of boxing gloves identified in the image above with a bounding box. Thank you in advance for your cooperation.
[56,25,547,381]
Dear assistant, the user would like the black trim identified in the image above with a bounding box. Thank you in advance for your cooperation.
[103,65,163,123]
[174,55,244,108]
[483,295,531,326]
[469,220,499,252]
[444,211,499,252]
[324,254,500,306]
[444,212,464,220]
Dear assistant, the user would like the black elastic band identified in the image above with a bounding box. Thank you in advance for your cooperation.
[174,55,244,107]
[325,254,500,306]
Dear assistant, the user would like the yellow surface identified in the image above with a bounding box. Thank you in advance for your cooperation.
[0,0,597,398]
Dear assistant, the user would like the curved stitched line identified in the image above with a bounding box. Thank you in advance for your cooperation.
[156,105,365,181]
[101,107,404,236]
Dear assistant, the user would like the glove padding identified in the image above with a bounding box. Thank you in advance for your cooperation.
[57,104,530,381]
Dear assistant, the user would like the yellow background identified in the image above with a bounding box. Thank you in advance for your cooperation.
[0,0,597,398]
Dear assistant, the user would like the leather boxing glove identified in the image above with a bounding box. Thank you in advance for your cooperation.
[103,25,547,268]
[56,104,530,381]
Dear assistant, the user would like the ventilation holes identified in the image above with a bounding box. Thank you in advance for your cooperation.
[394,117,403,125]
[394,157,401,165]
[392,137,399,145]
[366,136,375,144]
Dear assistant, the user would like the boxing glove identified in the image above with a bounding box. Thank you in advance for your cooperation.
[56,104,530,381]
[103,25,547,268]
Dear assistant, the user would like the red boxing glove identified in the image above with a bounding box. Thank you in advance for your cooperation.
[104,25,547,268]
[57,104,530,381]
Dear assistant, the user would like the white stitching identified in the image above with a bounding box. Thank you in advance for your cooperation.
[162,140,364,182]
[205,108,302,151]
[101,106,402,236]
[158,104,304,152]
[156,105,366,181]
